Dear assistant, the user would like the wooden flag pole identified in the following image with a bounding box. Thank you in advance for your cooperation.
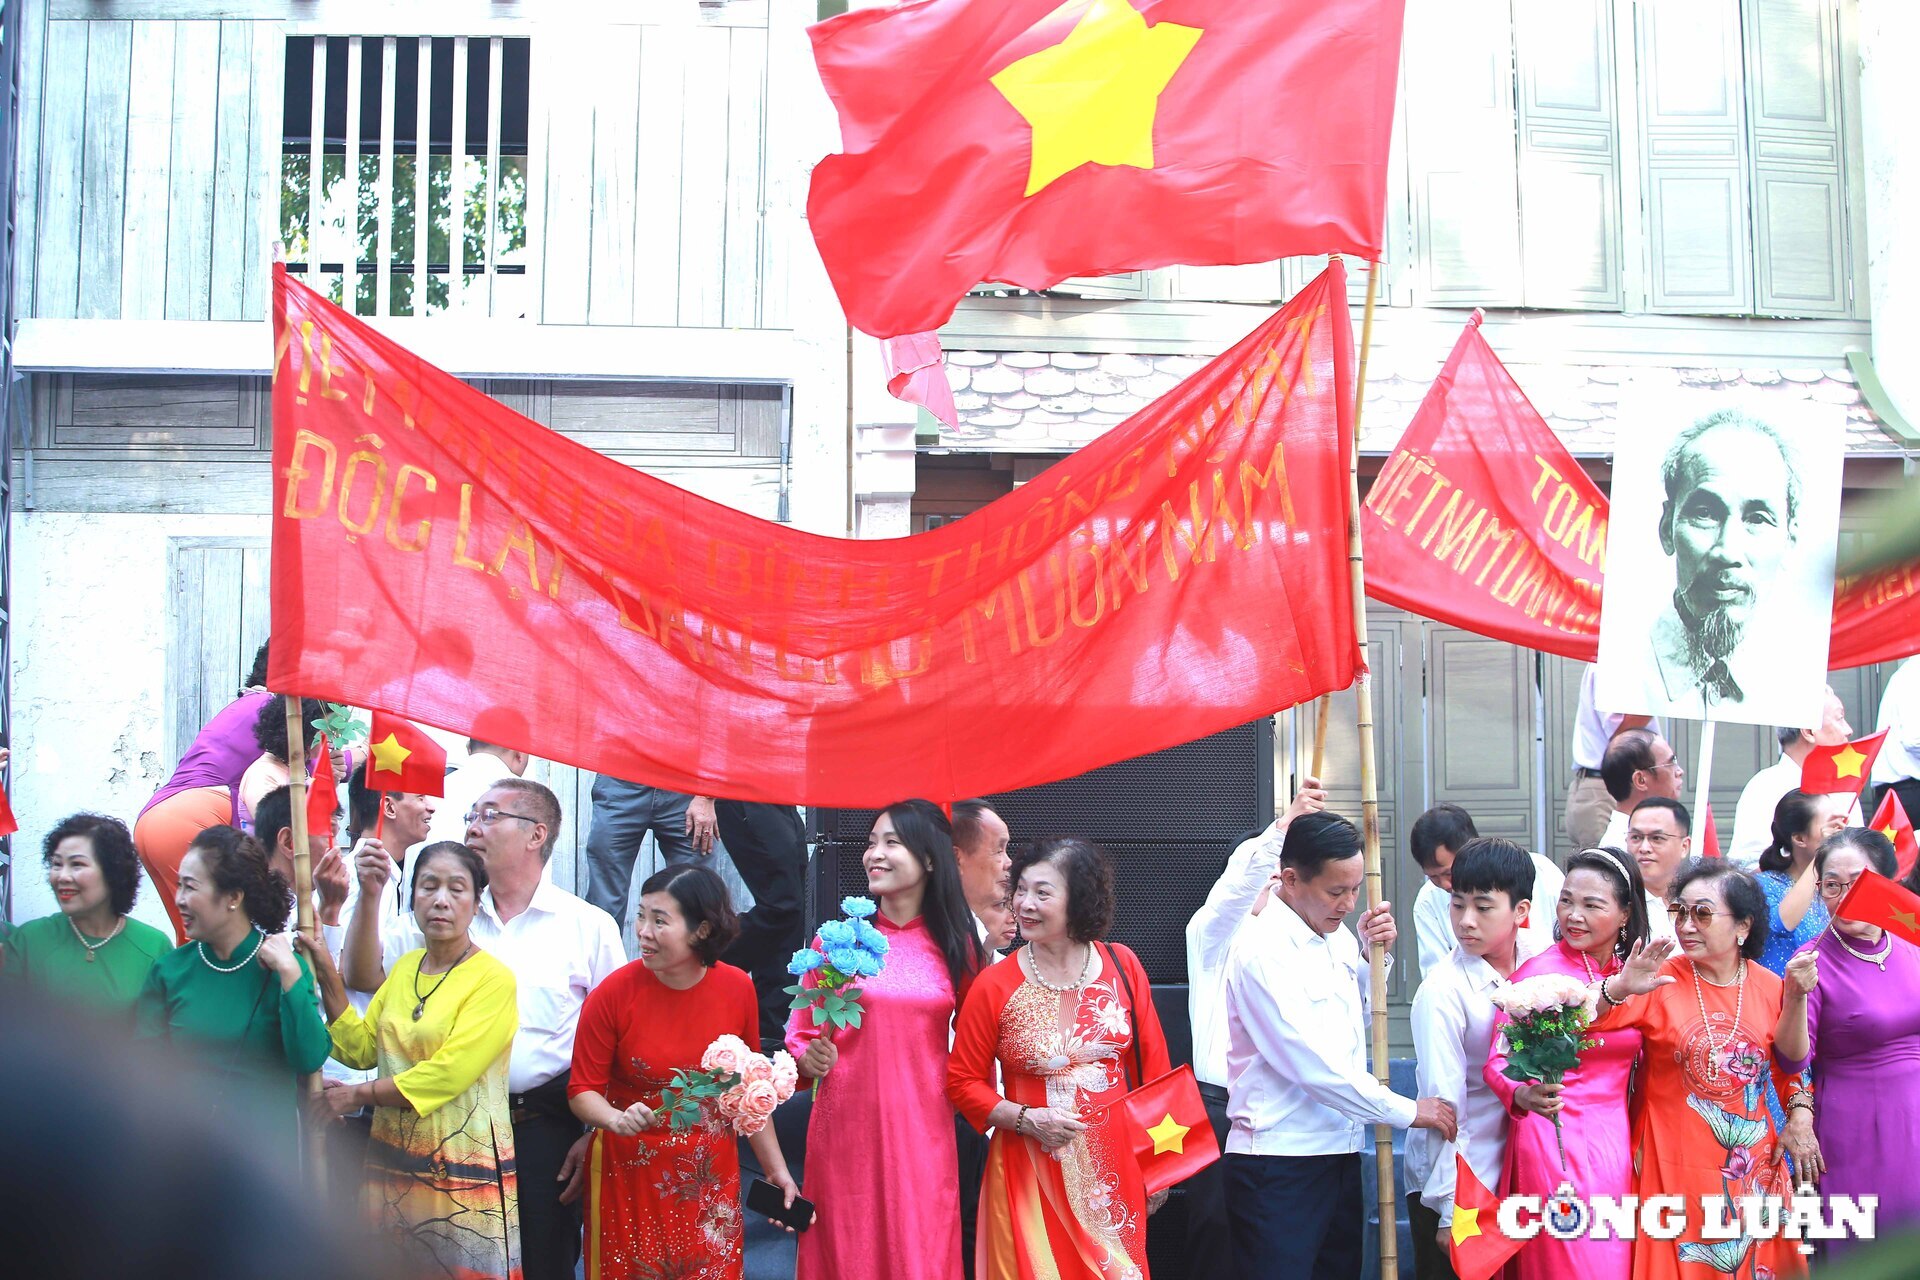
[1311,695,1332,781]
[1694,721,1717,852]
[1343,259,1397,1278]
[284,697,315,940]
[282,696,325,1186]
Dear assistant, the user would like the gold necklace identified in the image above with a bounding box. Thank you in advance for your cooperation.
[67,913,125,962]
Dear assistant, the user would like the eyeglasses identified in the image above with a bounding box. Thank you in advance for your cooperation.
[1629,831,1681,847]
[1667,902,1721,927]
[465,804,539,828]
[1649,756,1682,774]
[1818,876,1860,899]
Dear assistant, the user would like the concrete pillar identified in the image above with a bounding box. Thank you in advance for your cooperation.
[1857,0,1920,426]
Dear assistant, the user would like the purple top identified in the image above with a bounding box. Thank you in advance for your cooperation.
[1774,929,1920,1254]
[140,691,273,816]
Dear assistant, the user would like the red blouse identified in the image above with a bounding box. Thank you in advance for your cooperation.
[569,959,759,1109]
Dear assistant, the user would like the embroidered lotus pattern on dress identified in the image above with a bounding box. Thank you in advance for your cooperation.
[1000,973,1143,1279]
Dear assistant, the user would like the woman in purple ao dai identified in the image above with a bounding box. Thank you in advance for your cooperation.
[1485,848,1649,1280]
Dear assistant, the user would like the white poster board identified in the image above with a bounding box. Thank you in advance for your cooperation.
[1595,389,1843,729]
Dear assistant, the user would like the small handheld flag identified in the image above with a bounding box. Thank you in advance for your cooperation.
[1869,790,1920,881]
[1118,1065,1218,1195]
[365,712,448,798]
[306,733,338,839]
[1801,730,1889,796]
[0,781,16,839]
[1449,1153,1526,1280]
[1833,869,1920,947]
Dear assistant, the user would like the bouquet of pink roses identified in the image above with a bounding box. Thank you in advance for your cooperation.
[658,1034,800,1137]
[1489,973,1601,1174]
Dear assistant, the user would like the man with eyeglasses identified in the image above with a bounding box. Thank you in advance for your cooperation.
[1598,728,1684,853]
[342,777,624,1280]
[1625,796,1690,939]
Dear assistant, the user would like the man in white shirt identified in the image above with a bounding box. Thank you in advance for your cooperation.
[1873,656,1920,824]
[343,777,625,1280]
[1598,728,1685,852]
[1565,665,1657,850]
[1627,796,1689,940]
[1408,838,1542,1276]
[1220,811,1457,1277]
[1408,803,1564,980]
[1184,777,1328,1280]
[1729,686,1855,867]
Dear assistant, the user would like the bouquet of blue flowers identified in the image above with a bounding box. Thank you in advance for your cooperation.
[786,896,890,1034]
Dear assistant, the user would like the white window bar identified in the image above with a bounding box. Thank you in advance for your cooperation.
[307,36,324,298]
[449,35,468,312]
[414,36,429,315]
[485,35,503,316]
[375,36,395,317]
[343,35,362,312]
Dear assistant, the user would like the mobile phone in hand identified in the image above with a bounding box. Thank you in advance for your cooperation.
[745,1177,815,1233]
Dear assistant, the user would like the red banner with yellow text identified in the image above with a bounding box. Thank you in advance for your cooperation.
[268,265,1359,806]
[1362,317,1920,672]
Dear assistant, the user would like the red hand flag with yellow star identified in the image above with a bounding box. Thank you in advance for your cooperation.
[1118,1065,1217,1194]
[806,0,1407,338]
[1449,1152,1525,1280]
[1833,869,1920,947]
[1800,729,1888,796]
[364,712,448,798]
[1870,789,1920,880]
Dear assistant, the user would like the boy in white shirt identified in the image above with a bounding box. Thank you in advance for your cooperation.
[1407,837,1541,1280]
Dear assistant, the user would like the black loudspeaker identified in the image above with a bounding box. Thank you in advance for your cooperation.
[807,719,1275,985]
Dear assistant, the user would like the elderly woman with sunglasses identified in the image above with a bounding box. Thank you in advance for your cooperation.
[1595,860,1809,1280]
[1774,827,1920,1258]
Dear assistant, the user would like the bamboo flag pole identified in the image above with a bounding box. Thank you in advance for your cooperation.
[1310,694,1331,782]
[1343,259,1397,1278]
[284,705,316,940]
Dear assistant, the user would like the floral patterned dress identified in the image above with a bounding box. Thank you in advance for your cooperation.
[569,959,761,1280]
[948,942,1173,1280]
[1590,956,1807,1280]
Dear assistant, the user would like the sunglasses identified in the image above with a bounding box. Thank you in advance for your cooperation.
[1667,902,1722,927]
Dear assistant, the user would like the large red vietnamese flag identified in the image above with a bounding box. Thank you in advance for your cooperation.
[269,263,1359,807]
[807,0,1407,338]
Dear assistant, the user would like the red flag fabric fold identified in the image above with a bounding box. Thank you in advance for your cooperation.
[269,263,1359,806]
[0,782,17,840]
[882,332,959,427]
[807,0,1408,338]
[306,733,337,838]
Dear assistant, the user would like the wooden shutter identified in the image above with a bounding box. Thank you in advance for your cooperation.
[1428,626,1542,850]
[1743,0,1849,317]
[1514,0,1622,309]
[1637,0,1752,313]
[166,538,269,766]
[1403,0,1522,306]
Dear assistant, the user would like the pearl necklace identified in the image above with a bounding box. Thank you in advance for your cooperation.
[67,913,125,962]
[1832,930,1892,971]
[197,927,264,974]
[1689,959,1745,1083]
[1029,944,1094,993]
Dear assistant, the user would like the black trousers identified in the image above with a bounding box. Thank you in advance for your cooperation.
[716,801,808,1052]
[1408,1191,1459,1280]
[1225,1151,1363,1280]
[1184,1085,1239,1280]
[955,1114,987,1280]
[512,1081,585,1280]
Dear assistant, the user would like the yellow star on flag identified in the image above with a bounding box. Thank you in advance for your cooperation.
[1451,1205,1483,1247]
[1831,744,1867,779]
[1891,908,1919,932]
[991,0,1203,197]
[1145,1112,1190,1156]
[369,732,413,776]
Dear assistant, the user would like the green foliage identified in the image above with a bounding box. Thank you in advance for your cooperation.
[658,1066,742,1133]
[1498,1005,1597,1084]
[785,962,867,1031]
[313,703,369,747]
